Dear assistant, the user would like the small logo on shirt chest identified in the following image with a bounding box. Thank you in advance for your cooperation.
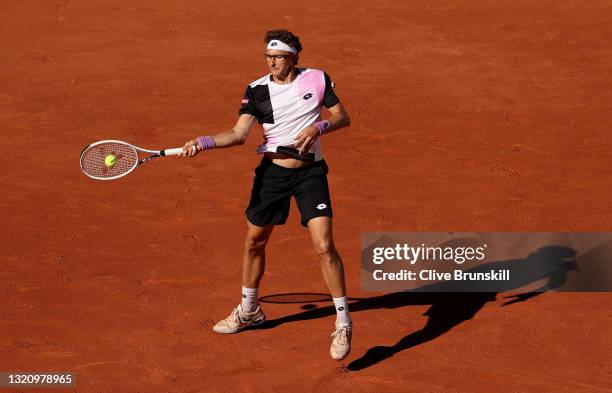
[302,93,314,100]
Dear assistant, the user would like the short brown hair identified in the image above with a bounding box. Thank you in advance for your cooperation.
[264,29,302,53]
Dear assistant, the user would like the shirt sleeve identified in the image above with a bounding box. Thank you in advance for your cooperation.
[323,72,340,108]
[238,86,259,117]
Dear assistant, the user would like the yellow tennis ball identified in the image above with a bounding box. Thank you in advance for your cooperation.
[104,154,116,168]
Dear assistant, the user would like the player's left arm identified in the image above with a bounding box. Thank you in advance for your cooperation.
[295,103,351,155]
[326,101,351,129]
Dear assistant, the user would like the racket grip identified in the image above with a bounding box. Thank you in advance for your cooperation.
[163,147,184,156]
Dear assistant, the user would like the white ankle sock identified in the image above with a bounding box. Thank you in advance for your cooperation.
[241,286,259,313]
[333,296,351,327]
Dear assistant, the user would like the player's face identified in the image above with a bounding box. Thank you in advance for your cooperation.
[265,50,296,78]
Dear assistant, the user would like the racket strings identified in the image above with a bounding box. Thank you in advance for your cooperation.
[80,142,138,179]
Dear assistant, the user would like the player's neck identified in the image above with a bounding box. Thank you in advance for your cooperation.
[273,68,297,84]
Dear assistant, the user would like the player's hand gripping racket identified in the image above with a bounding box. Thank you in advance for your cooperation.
[79,140,183,180]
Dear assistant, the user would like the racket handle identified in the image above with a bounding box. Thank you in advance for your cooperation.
[163,147,184,156]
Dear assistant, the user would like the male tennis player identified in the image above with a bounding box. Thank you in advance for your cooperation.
[180,30,352,360]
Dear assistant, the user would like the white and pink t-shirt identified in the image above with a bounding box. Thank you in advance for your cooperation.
[239,68,340,161]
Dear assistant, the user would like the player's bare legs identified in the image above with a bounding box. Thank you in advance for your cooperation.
[212,221,273,334]
[243,221,274,288]
[307,216,346,297]
[307,216,352,360]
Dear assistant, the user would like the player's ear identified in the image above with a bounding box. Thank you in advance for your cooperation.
[293,54,299,66]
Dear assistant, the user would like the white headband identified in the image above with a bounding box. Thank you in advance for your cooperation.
[266,39,297,53]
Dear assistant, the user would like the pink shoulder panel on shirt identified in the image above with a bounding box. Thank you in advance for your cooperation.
[298,69,325,106]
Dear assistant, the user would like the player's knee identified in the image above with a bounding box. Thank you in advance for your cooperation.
[313,239,335,259]
[244,236,268,254]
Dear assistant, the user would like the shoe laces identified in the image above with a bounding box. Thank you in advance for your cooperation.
[331,327,351,344]
[225,307,240,324]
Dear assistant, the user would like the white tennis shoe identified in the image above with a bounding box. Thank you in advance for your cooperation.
[330,325,352,360]
[212,304,266,334]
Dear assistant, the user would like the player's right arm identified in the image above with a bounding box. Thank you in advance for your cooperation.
[180,114,257,157]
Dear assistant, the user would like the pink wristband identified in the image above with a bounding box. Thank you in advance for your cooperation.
[196,136,216,150]
[313,120,331,135]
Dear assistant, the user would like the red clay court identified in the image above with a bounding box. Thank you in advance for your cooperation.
[1,1,611,392]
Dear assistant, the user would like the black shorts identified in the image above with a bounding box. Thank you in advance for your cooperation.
[246,157,333,227]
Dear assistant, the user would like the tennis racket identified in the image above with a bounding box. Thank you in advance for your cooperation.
[80,139,184,180]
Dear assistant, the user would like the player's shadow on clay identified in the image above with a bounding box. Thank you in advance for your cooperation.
[260,246,577,371]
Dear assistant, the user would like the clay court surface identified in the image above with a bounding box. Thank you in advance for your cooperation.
[1,0,611,391]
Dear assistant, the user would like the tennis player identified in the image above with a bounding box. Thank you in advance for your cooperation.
[180,30,352,360]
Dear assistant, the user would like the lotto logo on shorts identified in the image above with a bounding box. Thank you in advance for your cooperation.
[316,203,327,210]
